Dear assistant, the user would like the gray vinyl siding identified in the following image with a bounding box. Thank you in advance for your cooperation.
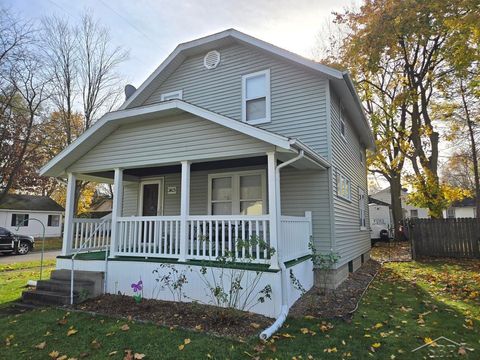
[330,86,370,267]
[122,184,138,216]
[69,113,274,173]
[280,167,331,253]
[143,43,329,158]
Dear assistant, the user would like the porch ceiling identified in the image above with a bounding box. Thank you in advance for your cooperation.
[40,100,330,178]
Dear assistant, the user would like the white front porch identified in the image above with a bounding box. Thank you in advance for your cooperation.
[62,153,314,267]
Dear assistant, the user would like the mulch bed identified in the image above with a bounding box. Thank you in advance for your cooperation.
[76,294,273,339]
[289,260,381,319]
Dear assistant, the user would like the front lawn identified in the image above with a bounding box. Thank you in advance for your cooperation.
[0,258,478,359]
[0,260,55,308]
[33,237,63,252]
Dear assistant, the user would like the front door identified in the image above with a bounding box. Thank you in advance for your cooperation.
[141,180,163,216]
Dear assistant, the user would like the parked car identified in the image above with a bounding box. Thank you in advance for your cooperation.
[0,227,34,255]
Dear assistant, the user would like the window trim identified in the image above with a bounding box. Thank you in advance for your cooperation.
[160,90,183,101]
[47,214,61,227]
[358,187,367,230]
[11,213,29,227]
[208,170,267,215]
[410,209,419,219]
[137,177,165,216]
[446,207,456,219]
[336,172,351,201]
[241,69,271,125]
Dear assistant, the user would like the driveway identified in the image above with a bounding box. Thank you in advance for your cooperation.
[0,250,61,264]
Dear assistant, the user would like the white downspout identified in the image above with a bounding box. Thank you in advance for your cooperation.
[260,150,305,340]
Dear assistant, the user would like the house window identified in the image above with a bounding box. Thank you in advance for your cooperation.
[447,207,456,219]
[48,214,60,227]
[410,209,418,219]
[11,214,29,227]
[337,172,351,201]
[340,103,346,141]
[208,171,266,215]
[160,90,183,101]
[242,69,271,125]
[359,188,366,229]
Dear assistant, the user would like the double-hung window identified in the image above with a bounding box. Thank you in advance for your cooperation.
[242,69,271,125]
[337,172,351,201]
[359,188,366,229]
[446,207,456,219]
[48,214,60,227]
[11,214,29,227]
[209,171,266,215]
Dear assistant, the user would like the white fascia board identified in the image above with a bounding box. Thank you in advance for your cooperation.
[289,139,331,169]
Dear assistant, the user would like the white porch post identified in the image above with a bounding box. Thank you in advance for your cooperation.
[179,160,191,262]
[267,152,279,269]
[62,172,76,255]
[110,168,123,257]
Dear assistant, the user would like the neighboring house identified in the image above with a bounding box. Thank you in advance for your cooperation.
[370,187,429,220]
[0,194,64,237]
[38,29,374,318]
[80,197,112,219]
[444,197,477,219]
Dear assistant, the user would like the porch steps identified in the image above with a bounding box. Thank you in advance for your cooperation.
[22,270,104,306]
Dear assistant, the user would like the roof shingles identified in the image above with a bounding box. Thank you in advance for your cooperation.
[0,194,64,212]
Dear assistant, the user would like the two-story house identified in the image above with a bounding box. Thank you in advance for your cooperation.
[28,29,374,326]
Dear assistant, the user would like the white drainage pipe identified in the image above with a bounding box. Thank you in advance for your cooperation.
[260,150,305,340]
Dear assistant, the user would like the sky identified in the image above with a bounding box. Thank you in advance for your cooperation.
[5,0,356,86]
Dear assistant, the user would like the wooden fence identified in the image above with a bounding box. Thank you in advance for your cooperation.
[409,218,480,259]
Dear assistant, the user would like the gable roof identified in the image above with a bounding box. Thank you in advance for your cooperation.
[40,100,330,177]
[120,28,374,149]
[451,197,476,208]
[0,194,64,212]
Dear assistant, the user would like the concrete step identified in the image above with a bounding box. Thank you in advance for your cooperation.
[36,279,95,295]
[22,289,79,306]
[51,269,104,282]
[50,270,104,297]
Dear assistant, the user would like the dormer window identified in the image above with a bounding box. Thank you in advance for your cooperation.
[161,90,183,101]
[242,69,271,125]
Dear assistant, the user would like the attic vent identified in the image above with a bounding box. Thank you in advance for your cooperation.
[203,50,220,69]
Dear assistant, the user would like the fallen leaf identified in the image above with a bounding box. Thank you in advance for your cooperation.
[49,350,60,359]
[67,327,78,337]
[91,339,101,349]
[372,343,381,348]
[134,353,146,359]
[57,356,68,360]
[108,351,118,356]
[35,341,47,350]
[178,344,185,351]
[458,347,467,356]
[250,323,260,329]
[124,349,134,360]
[184,338,191,345]
[195,324,202,331]
[58,318,68,325]
[120,324,130,331]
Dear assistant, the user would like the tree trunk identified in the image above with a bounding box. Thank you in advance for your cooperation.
[461,82,480,219]
[390,174,404,240]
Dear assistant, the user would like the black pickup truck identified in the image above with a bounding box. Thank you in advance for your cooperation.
[0,227,34,255]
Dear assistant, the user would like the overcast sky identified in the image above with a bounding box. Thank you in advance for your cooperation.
[5,0,356,86]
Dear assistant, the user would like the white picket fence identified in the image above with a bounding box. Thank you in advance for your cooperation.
[71,218,112,251]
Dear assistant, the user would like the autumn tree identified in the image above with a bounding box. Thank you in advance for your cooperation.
[335,0,479,218]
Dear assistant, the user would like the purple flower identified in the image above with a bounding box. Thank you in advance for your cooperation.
[131,280,143,293]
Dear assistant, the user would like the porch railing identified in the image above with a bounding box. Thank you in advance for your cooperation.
[69,212,312,264]
[71,218,112,252]
[279,212,312,261]
[115,216,181,257]
[186,215,271,263]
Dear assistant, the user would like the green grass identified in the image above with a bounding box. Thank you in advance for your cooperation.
[33,237,63,252]
[0,259,478,359]
[0,261,55,308]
